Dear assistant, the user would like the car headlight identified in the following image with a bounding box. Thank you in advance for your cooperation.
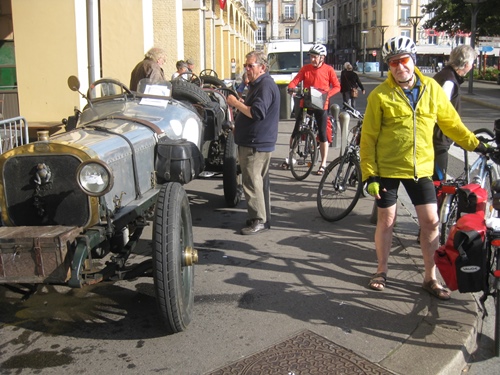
[181,117,200,145]
[76,160,113,196]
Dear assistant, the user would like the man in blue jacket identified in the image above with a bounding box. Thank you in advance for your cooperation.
[226,51,280,235]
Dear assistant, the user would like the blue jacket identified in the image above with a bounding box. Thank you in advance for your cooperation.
[234,73,280,152]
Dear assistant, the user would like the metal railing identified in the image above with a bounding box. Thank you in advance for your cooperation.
[0,116,29,154]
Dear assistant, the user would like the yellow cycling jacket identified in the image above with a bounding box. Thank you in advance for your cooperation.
[360,67,479,182]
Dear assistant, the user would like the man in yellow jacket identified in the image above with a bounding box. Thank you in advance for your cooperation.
[360,36,485,300]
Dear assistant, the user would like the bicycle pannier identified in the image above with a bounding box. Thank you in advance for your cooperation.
[434,212,487,292]
[456,183,487,218]
[304,87,327,110]
[350,88,358,98]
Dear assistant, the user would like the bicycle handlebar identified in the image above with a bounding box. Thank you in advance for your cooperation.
[342,102,364,120]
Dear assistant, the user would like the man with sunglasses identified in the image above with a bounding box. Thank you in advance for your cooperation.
[360,36,486,300]
[287,44,341,175]
[227,51,280,235]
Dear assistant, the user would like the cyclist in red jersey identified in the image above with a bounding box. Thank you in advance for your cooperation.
[287,44,341,175]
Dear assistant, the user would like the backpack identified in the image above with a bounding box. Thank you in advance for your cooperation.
[434,212,487,292]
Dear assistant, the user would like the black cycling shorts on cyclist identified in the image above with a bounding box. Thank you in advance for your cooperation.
[287,44,341,175]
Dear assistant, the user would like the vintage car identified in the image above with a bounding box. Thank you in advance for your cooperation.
[0,75,241,333]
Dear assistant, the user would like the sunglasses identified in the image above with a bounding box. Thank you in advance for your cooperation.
[388,56,411,68]
[243,63,260,69]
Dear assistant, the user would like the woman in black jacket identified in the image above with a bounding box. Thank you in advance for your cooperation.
[340,62,365,109]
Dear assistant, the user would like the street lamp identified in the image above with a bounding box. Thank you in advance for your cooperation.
[361,30,369,74]
[464,0,487,94]
[408,16,423,44]
[376,25,388,77]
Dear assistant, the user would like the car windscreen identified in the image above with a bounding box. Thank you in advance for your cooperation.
[268,52,311,74]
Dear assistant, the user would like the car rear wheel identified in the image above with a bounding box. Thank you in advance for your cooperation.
[223,131,242,207]
[153,182,196,333]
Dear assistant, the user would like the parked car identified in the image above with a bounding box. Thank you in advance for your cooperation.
[0,75,241,333]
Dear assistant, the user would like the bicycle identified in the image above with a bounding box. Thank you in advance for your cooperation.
[438,128,499,245]
[283,88,320,181]
[316,102,364,222]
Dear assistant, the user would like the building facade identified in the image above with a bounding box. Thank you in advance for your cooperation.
[0,0,256,125]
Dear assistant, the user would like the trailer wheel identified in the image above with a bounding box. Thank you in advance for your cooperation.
[153,182,196,333]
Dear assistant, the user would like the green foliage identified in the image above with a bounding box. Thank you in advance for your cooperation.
[472,67,499,81]
[423,0,500,36]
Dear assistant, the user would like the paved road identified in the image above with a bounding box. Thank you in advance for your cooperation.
[0,75,499,374]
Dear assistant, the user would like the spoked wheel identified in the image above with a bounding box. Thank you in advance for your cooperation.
[317,155,363,222]
[176,72,202,86]
[439,194,458,246]
[153,182,197,333]
[223,131,242,207]
[199,69,218,78]
[290,129,317,181]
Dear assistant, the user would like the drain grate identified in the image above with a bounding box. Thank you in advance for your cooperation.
[206,330,394,375]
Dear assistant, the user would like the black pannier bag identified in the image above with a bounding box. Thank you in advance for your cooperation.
[156,138,204,184]
[456,183,487,218]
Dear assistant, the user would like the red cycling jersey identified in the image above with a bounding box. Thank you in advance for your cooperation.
[288,63,341,110]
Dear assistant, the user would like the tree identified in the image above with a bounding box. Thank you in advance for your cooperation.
[423,0,500,37]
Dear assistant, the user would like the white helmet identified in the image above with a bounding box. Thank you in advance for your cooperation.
[382,36,417,61]
[308,44,327,57]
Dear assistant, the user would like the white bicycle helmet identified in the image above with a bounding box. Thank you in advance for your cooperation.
[308,44,327,56]
[382,36,417,61]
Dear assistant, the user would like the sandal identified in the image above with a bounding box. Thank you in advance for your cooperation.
[422,279,451,301]
[315,166,326,176]
[368,272,387,291]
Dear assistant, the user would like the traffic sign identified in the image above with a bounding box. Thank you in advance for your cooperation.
[372,50,377,57]
[480,46,494,52]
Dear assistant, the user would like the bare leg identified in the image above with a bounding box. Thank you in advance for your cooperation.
[415,203,439,282]
[319,141,328,168]
[372,204,397,289]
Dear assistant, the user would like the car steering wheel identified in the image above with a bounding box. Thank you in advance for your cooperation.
[175,72,202,86]
[87,78,133,99]
[199,69,218,78]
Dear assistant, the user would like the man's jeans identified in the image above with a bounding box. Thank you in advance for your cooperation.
[238,146,271,223]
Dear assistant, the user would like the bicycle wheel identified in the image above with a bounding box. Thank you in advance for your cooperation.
[494,250,500,357]
[439,194,458,245]
[290,129,317,181]
[317,154,363,221]
[484,166,498,219]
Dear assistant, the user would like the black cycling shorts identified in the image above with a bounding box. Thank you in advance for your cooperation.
[376,177,437,208]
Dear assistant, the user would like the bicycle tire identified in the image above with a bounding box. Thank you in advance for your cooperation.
[495,251,500,357]
[316,155,363,222]
[485,166,498,220]
[439,194,458,245]
[290,129,317,181]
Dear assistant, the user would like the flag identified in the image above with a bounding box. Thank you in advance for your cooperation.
[220,0,226,9]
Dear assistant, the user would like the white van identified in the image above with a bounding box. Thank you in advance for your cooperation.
[265,39,315,85]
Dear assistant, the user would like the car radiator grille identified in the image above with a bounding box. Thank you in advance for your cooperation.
[3,155,90,226]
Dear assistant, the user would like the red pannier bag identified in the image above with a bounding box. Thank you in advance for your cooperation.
[434,212,487,292]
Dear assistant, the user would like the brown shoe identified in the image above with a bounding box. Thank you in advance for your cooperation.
[422,279,451,300]
[241,219,268,235]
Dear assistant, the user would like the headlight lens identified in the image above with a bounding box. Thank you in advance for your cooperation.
[76,161,113,196]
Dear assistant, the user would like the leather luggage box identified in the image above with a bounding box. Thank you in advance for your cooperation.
[0,226,81,284]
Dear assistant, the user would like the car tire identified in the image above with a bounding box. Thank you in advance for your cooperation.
[153,182,195,334]
[201,75,226,89]
[171,79,211,105]
[223,131,242,207]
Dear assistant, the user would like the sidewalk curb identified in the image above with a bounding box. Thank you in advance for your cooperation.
[388,202,478,375]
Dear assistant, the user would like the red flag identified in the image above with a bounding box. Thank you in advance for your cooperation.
[219,0,226,9]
